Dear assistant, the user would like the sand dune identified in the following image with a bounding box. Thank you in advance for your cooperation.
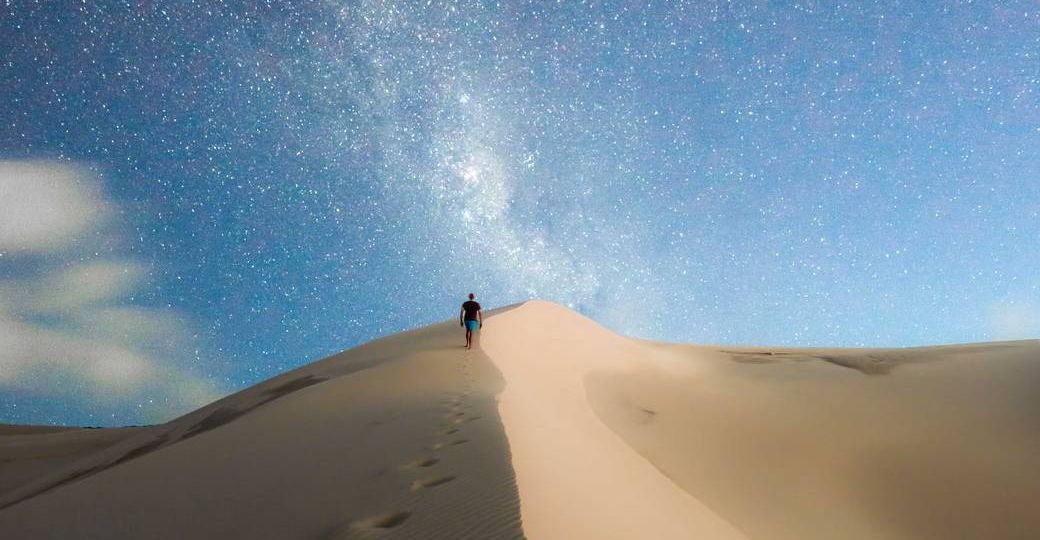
[2,300,1038,539]
[481,302,747,539]
[0,314,523,539]
[484,301,1040,540]
[0,425,147,497]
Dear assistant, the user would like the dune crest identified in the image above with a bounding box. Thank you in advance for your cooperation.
[481,300,747,540]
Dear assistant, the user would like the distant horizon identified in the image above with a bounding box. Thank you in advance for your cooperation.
[4,300,1039,431]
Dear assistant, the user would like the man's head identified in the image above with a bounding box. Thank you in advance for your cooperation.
[468,293,475,300]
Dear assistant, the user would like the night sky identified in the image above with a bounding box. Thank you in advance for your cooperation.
[1,1,1038,426]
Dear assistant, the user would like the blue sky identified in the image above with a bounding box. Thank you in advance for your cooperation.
[1,1,1038,426]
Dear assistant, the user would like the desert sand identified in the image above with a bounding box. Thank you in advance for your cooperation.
[0,424,147,498]
[0,311,524,539]
[2,300,1039,539]
[484,301,1040,540]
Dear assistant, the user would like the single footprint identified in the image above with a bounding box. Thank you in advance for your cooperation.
[403,457,439,469]
[351,510,411,530]
[410,475,456,491]
[431,439,468,450]
[439,428,460,435]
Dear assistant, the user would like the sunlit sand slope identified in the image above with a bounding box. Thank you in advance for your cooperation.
[482,301,747,540]
[484,301,1040,540]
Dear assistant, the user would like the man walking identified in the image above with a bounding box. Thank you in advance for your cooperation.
[460,293,482,349]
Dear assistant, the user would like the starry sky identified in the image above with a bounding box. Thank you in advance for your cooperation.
[1,1,1038,426]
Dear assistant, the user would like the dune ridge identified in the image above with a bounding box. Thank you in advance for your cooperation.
[481,301,748,540]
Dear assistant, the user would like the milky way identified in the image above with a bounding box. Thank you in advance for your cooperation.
[1,1,1038,425]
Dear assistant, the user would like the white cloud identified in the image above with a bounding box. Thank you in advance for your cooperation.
[0,161,109,253]
[0,160,225,424]
[0,318,33,383]
[29,260,149,314]
[0,317,151,391]
[73,306,194,349]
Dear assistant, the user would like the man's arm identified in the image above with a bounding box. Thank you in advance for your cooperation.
[460,307,465,326]
[478,309,483,328]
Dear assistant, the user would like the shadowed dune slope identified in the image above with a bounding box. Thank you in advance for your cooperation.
[0,315,524,540]
[484,301,1040,540]
[0,425,148,497]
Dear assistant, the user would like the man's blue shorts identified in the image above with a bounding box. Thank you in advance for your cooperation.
[465,320,479,331]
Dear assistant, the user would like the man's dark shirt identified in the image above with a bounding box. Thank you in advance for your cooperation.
[462,300,481,321]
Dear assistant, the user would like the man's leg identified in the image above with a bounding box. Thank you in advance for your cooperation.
[465,328,472,348]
